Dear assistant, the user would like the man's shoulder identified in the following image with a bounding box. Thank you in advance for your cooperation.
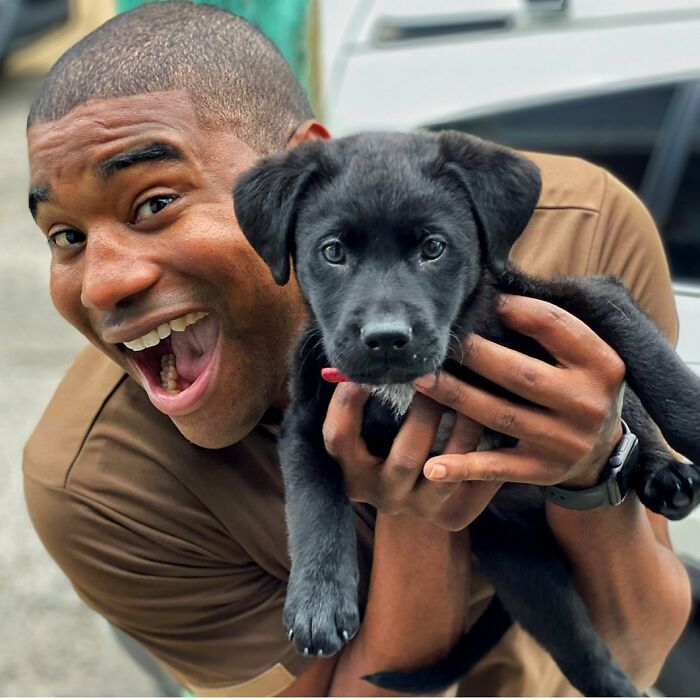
[22,344,295,579]
[511,151,651,280]
[23,345,128,488]
[522,150,608,213]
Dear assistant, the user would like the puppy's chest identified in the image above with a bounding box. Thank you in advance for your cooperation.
[365,383,416,418]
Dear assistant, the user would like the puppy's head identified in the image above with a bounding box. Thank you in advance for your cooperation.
[234,131,540,383]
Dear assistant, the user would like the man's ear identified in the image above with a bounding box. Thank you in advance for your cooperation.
[233,141,328,285]
[288,119,331,148]
[437,131,541,274]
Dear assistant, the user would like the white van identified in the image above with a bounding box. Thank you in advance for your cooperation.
[317,1,700,692]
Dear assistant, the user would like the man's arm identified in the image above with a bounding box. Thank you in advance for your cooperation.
[284,513,470,697]
[412,294,691,689]
[280,390,477,696]
[547,490,691,687]
[329,513,469,696]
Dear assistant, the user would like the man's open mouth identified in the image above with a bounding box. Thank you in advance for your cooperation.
[120,311,221,416]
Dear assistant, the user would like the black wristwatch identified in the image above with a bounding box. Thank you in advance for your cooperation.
[542,420,639,510]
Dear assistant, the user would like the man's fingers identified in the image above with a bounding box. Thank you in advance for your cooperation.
[498,294,625,381]
[414,370,561,444]
[323,382,371,460]
[383,393,443,496]
[458,334,568,409]
[443,413,484,454]
[423,448,564,486]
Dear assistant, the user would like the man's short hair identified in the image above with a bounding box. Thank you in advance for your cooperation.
[27,0,314,153]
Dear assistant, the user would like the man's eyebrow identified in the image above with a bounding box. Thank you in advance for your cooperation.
[28,185,50,220]
[98,142,186,179]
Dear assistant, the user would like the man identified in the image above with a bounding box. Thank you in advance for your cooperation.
[23,2,690,696]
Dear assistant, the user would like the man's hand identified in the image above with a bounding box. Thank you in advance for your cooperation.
[323,383,500,530]
[415,294,626,489]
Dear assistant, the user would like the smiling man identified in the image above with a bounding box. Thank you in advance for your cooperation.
[27,91,305,449]
[23,1,691,697]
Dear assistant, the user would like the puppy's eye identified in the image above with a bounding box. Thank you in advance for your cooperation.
[321,241,346,264]
[421,238,446,261]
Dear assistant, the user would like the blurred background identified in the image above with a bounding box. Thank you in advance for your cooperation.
[1,0,699,695]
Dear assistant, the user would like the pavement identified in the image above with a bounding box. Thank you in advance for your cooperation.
[0,77,162,697]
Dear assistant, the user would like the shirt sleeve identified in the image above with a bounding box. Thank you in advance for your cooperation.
[585,169,679,345]
[23,397,314,696]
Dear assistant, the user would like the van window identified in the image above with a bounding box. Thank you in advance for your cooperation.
[433,84,700,282]
[666,132,700,281]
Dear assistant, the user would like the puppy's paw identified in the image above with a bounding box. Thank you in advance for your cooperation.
[284,572,360,656]
[639,460,700,520]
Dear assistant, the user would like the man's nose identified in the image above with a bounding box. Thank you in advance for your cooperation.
[80,230,161,310]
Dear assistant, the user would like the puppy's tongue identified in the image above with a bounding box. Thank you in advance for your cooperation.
[170,315,219,383]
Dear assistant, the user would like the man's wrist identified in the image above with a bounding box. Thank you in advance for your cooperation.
[544,420,638,510]
[554,421,625,490]
[377,510,461,544]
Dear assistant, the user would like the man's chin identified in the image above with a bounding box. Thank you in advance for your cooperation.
[170,414,255,449]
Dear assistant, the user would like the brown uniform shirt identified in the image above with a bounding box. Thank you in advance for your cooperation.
[23,152,678,696]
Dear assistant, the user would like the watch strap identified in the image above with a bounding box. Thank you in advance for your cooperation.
[542,420,639,510]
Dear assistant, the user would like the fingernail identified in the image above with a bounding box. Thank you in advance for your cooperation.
[321,367,350,383]
[497,294,510,313]
[428,463,447,480]
[414,373,436,390]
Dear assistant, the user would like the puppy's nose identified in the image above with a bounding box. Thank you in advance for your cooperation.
[361,321,413,352]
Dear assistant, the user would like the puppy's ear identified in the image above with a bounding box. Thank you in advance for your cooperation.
[233,142,327,285]
[438,131,541,273]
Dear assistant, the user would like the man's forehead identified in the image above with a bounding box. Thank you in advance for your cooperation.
[27,90,203,177]
[29,89,197,135]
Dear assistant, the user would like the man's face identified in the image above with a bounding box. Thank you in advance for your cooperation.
[28,90,307,447]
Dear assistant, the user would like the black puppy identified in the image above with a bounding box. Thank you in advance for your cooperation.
[233,131,700,696]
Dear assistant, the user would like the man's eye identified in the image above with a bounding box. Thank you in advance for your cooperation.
[133,194,177,223]
[49,230,85,249]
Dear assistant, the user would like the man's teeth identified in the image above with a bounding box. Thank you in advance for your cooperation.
[160,353,179,393]
[123,312,208,351]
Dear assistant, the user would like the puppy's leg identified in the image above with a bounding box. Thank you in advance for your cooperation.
[280,408,361,656]
[623,387,700,519]
[470,504,641,697]
[500,270,700,519]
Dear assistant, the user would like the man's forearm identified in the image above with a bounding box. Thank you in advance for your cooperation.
[328,512,469,696]
[546,494,691,688]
